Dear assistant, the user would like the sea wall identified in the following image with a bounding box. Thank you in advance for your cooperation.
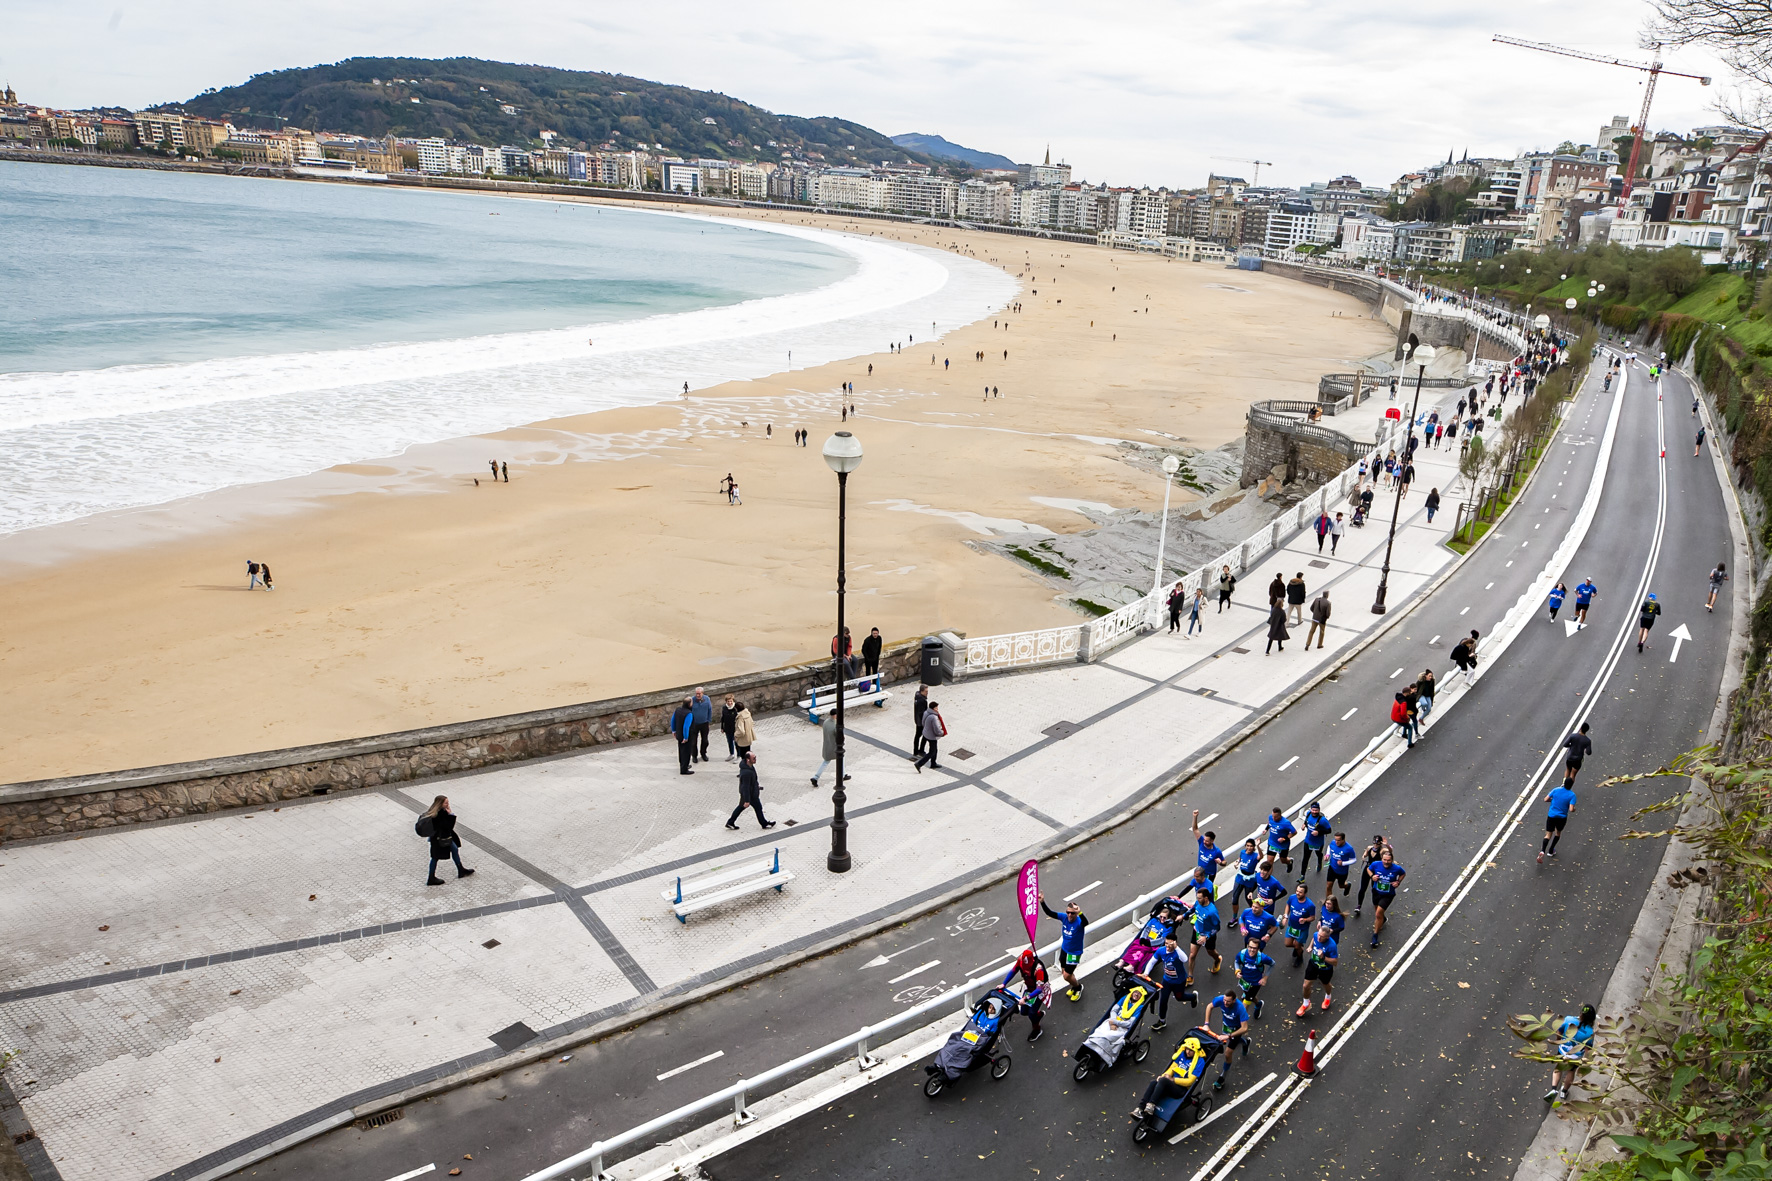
[0,644,921,842]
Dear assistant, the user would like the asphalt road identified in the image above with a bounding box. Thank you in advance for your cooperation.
[243,356,1735,1181]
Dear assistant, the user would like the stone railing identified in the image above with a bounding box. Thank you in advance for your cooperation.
[1246,401,1368,461]
[961,625,1085,674]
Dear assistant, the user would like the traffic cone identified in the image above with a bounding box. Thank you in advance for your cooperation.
[1295,1028,1319,1077]
[1660,449,1666,458]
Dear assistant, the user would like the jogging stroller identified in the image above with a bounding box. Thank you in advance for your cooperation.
[1072,984,1154,1082]
[924,987,1017,1097]
[1111,905,1183,996]
[1131,1029,1226,1143]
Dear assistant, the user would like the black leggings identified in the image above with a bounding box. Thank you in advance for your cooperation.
[1356,866,1379,908]
[1218,590,1231,612]
[1300,846,1325,875]
[1140,1076,1191,1109]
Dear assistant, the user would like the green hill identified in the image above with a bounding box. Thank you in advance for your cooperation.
[161,57,939,170]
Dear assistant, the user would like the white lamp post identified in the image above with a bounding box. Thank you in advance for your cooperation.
[1151,454,1181,609]
[1374,340,1435,614]
[821,430,863,873]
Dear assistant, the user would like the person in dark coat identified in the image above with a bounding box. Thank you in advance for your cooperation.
[726,752,777,829]
[861,627,884,677]
[912,683,930,757]
[670,697,696,775]
[720,693,741,762]
[1268,572,1286,606]
[1265,601,1290,654]
[420,795,475,885]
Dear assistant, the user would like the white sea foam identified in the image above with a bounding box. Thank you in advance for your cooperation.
[0,212,1016,536]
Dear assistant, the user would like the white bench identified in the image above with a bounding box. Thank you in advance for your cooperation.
[798,673,891,722]
[661,849,794,923]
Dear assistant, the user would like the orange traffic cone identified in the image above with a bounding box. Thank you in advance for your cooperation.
[1295,1028,1319,1077]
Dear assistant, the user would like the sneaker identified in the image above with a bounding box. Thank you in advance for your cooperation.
[1370,935,1381,948]
[426,876,444,885]
[1067,987,1082,1002]
[811,776,819,786]
[457,868,475,879]
[1321,995,1332,1011]
[1254,999,1264,1020]
[1028,1028,1044,1044]
[1296,1001,1311,1018]
[1537,851,1544,864]
[1152,1019,1168,1032]
[681,769,694,775]
[1543,1088,1559,1103]
[1188,990,1199,1008]
[1212,954,1223,974]
[724,821,740,830]
[1352,907,1361,917]
[762,821,778,829]
[1213,1077,1226,1091]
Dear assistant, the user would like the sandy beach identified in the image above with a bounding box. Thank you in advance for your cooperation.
[0,199,1391,781]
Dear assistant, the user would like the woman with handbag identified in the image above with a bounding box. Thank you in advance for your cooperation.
[417,795,475,886]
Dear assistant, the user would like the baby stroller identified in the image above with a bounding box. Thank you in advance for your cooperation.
[1131,1029,1225,1144]
[1350,505,1366,528]
[1111,906,1181,996]
[1072,984,1154,1082]
[924,987,1016,1097]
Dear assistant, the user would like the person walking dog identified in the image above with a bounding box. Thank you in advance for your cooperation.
[416,796,475,885]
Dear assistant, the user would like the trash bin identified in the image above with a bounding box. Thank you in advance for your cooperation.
[920,636,945,686]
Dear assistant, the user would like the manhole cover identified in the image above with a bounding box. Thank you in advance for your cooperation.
[1309,560,1330,569]
[482,939,501,949]
[1041,721,1082,739]
[1232,647,1251,655]
[489,1021,539,1052]
[950,748,976,761]
[355,1109,404,1130]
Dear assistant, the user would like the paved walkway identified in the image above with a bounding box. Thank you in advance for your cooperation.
[0,381,1497,1181]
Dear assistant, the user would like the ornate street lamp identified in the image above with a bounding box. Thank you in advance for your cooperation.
[1373,339,1436,615]
[822,430,863,873]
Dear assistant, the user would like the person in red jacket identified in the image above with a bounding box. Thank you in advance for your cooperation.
[1391,692,1416,749]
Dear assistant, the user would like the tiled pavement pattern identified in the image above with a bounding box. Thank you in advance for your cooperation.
[0,383,1490,1181]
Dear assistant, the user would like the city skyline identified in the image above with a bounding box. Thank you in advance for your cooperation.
[6,0,1739,190]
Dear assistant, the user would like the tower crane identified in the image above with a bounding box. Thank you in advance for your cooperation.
[1492,35,1711,209]
[1211,156,1273,186]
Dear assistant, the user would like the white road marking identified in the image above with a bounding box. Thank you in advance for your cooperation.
[383,1167,436,1181]
[1459,606,1470,615]
[887,960,941,985]
[1485,582,1494,590]
[1198,812,1220,826]
[1668,623,1693,662]
[1535,523,1542,530]
[1428,635,1440,645]
[1278,756,1299,771]
[1339,707,1358,721]
[1169,1072,1279,1143]
[657,1051,726,1081]
[1506,561,1513,567]
[859,937,937,969]
[1389,667,1402,678]
[1064,880,1104,901]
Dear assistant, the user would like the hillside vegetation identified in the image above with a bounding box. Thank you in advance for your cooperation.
[163,57,936,170]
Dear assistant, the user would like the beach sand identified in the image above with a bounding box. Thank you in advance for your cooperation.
[0,203,1392,780]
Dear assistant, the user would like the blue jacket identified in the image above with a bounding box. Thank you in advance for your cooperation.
[691,695,713,725]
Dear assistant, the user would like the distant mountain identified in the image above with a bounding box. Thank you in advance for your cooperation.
[891,133,1016,171]
[160,57,939,170]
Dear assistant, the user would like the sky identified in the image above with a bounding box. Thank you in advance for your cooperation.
[6,0,1745,190]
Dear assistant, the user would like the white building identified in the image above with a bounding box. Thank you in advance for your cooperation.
[958,178,1014,223]
[1264,200,1326,252]
[888,173,957,217]
[811,170,888,210]
[1335,213,1396,260]
[661,160,700,194]
[415,137,464,175]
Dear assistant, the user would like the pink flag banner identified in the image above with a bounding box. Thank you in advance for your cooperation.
[1016,859,1040,948]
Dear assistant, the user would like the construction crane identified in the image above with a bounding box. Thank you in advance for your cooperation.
[1211,156,1273,186]
[1493,35,1710,209]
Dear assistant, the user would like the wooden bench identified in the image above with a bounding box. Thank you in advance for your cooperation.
[798,673,891,722]
[661,849,794,923]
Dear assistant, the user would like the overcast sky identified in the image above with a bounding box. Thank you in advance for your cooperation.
[7,0,1743,189]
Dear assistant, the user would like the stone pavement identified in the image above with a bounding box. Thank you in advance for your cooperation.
[0,381,1495,1181]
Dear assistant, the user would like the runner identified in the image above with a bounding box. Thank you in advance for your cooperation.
[1140,933,1199,1032]
[1298,801,1334,875]
[1561,722,1593,786]
[1265,806,1299,873]
[1318,893,1347,945]
[1238,897,1278,952]
[1365,847,1407,948]
[1233,936,1274,1020]
[1637,592,1661,653]
[1695,424,1706,457]
[1326,831,1357,898]
[1296,921,1339,1015]
[1543,1004,1598,1104]
[1538,778,1577,864]
[1193,810,1228,881]
[1280,880,1317,968]
[1573,577,1598,629]
[1708,563,1727,612]
[1547,581,1567,622]
[1038,893,1090,1001]
[1351,833,1391,918]
[1188,886,1223,977]
[1202,991,1252,1091]
[1252,859,1287,914]
[1229,838,1262,912]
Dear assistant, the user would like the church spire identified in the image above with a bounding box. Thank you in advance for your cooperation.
[1043,144,1051,166]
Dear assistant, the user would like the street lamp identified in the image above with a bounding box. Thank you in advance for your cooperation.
[821,429,863,874]
[1535,314,1551,331]
[1150,454,1181,622]
[1565,297,1578,311]
[1372,340,1436,615]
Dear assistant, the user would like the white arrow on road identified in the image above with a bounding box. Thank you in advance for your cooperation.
[1564,620,1581,638]
[1668,623,1693,663]
[860,936,935,969]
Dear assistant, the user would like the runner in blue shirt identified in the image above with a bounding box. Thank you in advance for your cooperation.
[1366,848,1406,948]
[1192,810,1228,878]
[1326,832,1358,900]
[1544,1004,1597,1104]
[1352,833,1392,918]
[1182,865,1217,906]
[1232,937,1273,1020]
[1318,895,1346,943]
[1538,783,1577,865]
[1203,991,1252,1090]
[1253,863,1287,912]
[1038,893,1090,1001]
[1230,838,1262,911]
[1280,881,1317,967]
[1297,923,1339,1015]
[1265,807,1299,872]
[1298,802,1333,875]
[1238,899,1277,950]
[1187,887,1223,976]
[1138,933,1199,1030]
[1573,578,1598,629]
[1547,582,1567,622]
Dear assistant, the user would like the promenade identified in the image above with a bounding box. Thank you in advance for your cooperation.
[0,379,1494,1181]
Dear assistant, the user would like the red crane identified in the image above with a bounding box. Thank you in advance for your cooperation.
[1493,36,1711,209]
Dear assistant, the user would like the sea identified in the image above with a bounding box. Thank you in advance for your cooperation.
[0,161,1015,537]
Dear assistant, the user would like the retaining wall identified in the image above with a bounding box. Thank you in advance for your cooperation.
[0,644,922,843]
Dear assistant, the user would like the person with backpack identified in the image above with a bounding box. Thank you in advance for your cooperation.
[416,795,475,885]
[914,701,947,771]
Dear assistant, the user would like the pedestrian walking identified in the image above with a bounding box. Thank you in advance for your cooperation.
[1708,563,1727,612]
[1314,510,1332,553]
[1390,691,1416,748]
[1187,587,1205,637]
[1538,778,1576,863]
[1450,629,1479,682]
[720,693,741,761]
[732,700,756,761]
[416,795,475,885]
[1637,593,1661,652]
[811,713,851,785]
[1167,585,1186,633]
[1217,566,1236,613]
[1286,573,1307,626]
[1306,590,1331,649]
[1424,487,1440,523]
[671,697,696,774]
[501,461,508,483]
[1416,668,1436,725]
[861,627,884,676]
[1561,722,1592,786]
[912,683,929,757]
[913,701,946,771]
[1268,572,1285,606]
[1542,1005,1597,1104]
[260,562,274,591]
[489,460,499,481]
[726,752,777,829]
[689,687,713,763]
[247,559,262,589]
[1265,600,1290,654]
